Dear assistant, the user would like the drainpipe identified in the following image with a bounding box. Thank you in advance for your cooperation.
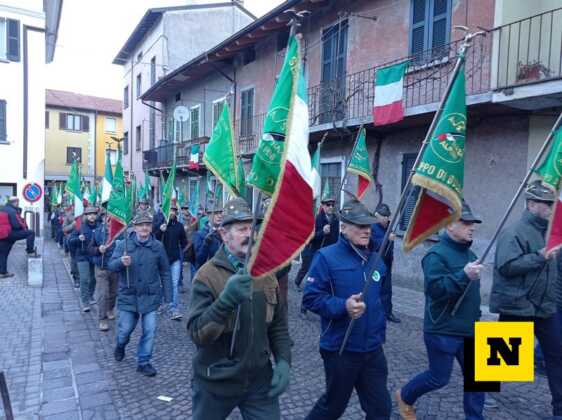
[130,59,134,178]
[93,110,98,179]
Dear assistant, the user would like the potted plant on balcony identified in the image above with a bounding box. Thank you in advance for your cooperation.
[516,60,551,83]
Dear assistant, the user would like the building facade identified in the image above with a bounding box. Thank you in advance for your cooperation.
[112,1,255,191]
[45,89,122,187]
[142,0,562,298]
[0,0,63,233]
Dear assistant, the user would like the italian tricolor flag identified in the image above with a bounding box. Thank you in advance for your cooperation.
[248,35,314,278]
[65,160,84,229]
[101,151,113,204]
[373,61,409,126]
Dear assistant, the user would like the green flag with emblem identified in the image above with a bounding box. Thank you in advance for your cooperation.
[536,128,562,191]
[404,62,467,251]
[161,160,176,222]
[247,35,299,195]
[346,127,373,200]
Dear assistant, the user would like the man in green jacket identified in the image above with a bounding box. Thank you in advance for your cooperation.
[396,202,485,420]
[187,198,291,420]
[490,180,562,418]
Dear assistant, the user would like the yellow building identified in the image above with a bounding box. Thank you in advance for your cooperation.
[45,89,122,185]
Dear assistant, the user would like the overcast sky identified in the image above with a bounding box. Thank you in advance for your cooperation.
[45,0,284,100]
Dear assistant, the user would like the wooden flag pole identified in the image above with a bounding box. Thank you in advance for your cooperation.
[451,110,562,316]
[338,31,481,355]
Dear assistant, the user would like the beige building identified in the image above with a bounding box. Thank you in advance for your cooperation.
[45,90,122,185]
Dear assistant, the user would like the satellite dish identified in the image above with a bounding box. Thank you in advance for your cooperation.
[173,105,189,122]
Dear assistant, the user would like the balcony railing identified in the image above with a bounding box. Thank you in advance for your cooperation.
[235,113,266,156]
[143,136,208,171]
[308,33,492,127]
[494,7,562,89]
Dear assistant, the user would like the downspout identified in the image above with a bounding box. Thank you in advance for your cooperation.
[93,110,98,179]
[130,59,134,175]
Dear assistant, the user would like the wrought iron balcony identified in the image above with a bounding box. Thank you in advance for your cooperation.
[143,137,208,172]
[235,113,266,156]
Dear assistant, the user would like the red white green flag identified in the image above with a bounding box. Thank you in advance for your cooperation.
[537,128,562,254]
[346,127,373,199]
[248,35,314,278]
[65,160,84,229]
[106,150,130,246]
[373,61,409,126]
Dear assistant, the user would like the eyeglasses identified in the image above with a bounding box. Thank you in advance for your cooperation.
[324,203,335,207]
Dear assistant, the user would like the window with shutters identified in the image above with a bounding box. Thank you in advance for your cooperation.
[124,86,129,109]
[212,98,225,128]
[320,19,348,124]
[123,131,129,155]
[59,113,88,132]
[0,100,6,143]
[136,125,142,151]
[0,18,20,62]
[410,0,451,62]
[149,108,156,149]
[399,153,421,231]
[320,161,342,208]
[240,88,254,138]
[190,105,200,139]
[136,74,142,98]
[66,147,81,164]
[150,57,156,85]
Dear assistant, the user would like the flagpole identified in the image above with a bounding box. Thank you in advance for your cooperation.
[338,31,482,355]
[450,110,562,316]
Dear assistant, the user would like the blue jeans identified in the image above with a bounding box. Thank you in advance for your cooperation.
[77,261,96,305]
[401,333,485,420]
[169,260,181,311]
[116,310,157,366]
[306,347,391,420]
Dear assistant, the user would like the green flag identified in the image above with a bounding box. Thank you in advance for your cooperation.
[107,150,131,225]
[203,102,242,196]
[190,180,199,215]
[247,35,299,195]
[143,170,151,202]
[347,127,373,200]
[161,161,176,222]
[88,183,98,206]
[404,62,467,251]
[321,180,333,202]
[160,171,166,203]
[215,182,223,208]
[536,128,562,190]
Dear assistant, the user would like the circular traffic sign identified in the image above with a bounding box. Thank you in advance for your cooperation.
[22,183,43,203]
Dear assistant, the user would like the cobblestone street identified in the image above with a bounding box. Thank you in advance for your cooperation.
[0,238,553,419]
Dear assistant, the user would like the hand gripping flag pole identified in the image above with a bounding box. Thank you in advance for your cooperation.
[451,110,562,316]
[338,29,484,355]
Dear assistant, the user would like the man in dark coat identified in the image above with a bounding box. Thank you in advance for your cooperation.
[0,196,39,277]
[294,196,339,289]
[69,207,100,312]
[154,204,187,320]
[109,210,172,377]
[193,208,223,269]
[303,198,390,420]
[187,197,291,419]
[490,180,562,419]
[371,203,400,323]
[395,202,485,420]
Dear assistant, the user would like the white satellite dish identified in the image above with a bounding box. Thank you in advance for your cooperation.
[173,105,189,122]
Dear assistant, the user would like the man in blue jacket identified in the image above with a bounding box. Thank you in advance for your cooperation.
[89,210,118,332]
[395,202,485,420]
[69,207,100,312]
[193,207,223,269]
[303,198,390,420]
[109,209,172,377]
[371,203,400,323]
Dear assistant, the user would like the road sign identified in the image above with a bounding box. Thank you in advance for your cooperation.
[22,183,43,203]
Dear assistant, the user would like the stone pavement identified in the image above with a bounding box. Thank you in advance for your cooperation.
[0,237,554,419]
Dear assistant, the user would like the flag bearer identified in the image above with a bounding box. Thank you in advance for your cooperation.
[303,198,390,420]
[395,202,485,420]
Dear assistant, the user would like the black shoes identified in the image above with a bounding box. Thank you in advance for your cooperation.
[386,313,401,323]
[114,345,125,362]
[0,272,14,279]
[137,363,157,377]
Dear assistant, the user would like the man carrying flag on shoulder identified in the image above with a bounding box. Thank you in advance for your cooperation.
[302,199,390,419]
[187,198,290,419]
[490,180,562,418]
